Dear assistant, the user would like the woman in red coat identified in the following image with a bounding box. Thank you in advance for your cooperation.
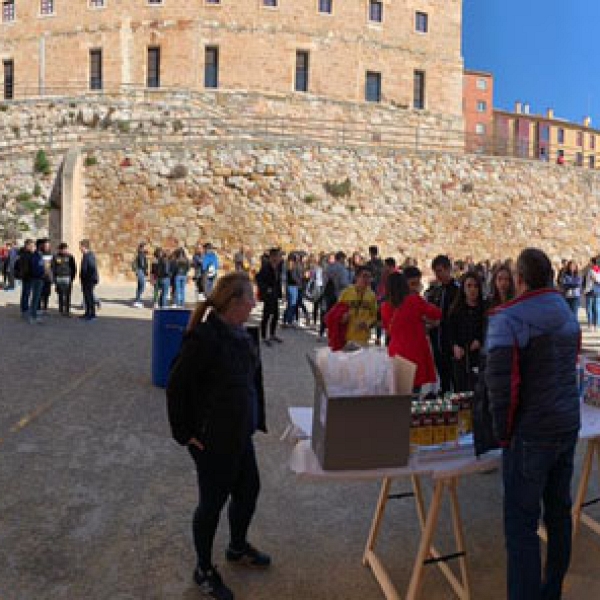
[385,271,442,389]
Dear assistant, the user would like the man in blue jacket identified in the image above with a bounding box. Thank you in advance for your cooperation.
[79,239,99,321]
[485,248,580,600]
[201,243,219,297]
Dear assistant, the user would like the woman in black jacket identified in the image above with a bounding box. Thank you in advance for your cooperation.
[448,272,485,392]
[167,272,270,600]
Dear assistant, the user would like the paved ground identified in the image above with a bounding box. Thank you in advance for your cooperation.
[1,283,600,600]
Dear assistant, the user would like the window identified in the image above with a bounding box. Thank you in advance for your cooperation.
[476,100,487,112]
[2,0,15,22]
[540,125,550,142]
[476,78,487,90]
[591,135,596,150]
[263,0,278,6]
[369,0,382,23]
[318,0,332,13]
[204,46,219,89]
[577,131,584,147]
[205,0,220,3]
[147,47,160,88]
[475,123,486,135]
[557,128,565,144]
[89,49,102,90]
[147,0,163,4]
[590,155,596,169]
[40,0,54,15]
[365,71,381,103]
[3,59,14,100]
[89,0,105,7]
[295,51,309,93]
[413,70,425,110]
[415,12,428,33]
[576,152,583,167]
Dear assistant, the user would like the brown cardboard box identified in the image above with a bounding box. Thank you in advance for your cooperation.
[307,355,414,471]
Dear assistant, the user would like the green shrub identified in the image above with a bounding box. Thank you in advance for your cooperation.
[303,194,318,204]
[168,164,188,179]
[34,149,51,175]
[32,183,42,197]
[16,192,32,203]
[117,120,131,133]
[323,177,352,198]
[84,154,98,167]
[172,119,184,133]
[0,104,8,112]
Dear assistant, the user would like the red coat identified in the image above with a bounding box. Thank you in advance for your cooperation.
[387,294,442,387]
[325,302,349,352]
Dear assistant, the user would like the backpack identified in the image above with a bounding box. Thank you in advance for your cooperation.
[131,257,138,273]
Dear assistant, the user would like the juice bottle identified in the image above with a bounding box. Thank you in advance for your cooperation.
[445,403,459,444]
[421,407,433,446]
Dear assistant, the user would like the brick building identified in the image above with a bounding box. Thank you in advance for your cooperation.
[0,0,464,123]
[463,69,493,154]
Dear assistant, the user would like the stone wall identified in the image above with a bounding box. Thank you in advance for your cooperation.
[81,143,600,280]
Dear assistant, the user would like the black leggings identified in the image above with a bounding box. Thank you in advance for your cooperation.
[261,296,279,339]
[190,440,260,571]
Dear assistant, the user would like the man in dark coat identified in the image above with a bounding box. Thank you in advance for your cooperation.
[79,239,99,321]
[485,248,580,600]
[255,248,283,346]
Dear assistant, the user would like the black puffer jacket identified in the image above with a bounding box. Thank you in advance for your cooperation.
[484,289,580,446]
[166,312,267,458]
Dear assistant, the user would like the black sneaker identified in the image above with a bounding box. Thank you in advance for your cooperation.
[193,566,234,600]
[263,339,272,347]
[226,543,271,569]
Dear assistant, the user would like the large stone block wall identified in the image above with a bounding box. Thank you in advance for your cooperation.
[0,0,463,118]
[81,143,600,280]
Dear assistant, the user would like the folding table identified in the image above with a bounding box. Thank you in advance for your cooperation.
[286,407,501,600]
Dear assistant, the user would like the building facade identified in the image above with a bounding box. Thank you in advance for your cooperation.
[0,0,464,121]
[463,69,493,154]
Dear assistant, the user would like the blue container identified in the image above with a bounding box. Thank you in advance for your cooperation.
[152,308,192,388]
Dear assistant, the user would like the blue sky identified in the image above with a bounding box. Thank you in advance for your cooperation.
[463,1,598,126]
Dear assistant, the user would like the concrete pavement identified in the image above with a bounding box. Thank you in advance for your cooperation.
[1,283,600,600]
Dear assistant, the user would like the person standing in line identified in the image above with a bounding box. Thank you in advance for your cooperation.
[486,264,516,310]
[559,260,582,318]
[255,248,283,347]
[174,247,191,307]
[39,239,53,315]
[6,241,18,291]
[133,242,149,308]
[192,244,205,301]
[448,272,486,393]
[234,247,245,272]
[337,266,378,347]
[156,249,172,309]
[425,255,460,393]
[582,257,599,330]
[202,243,219,297]
[17,239,35,318]
[52,242,77,317]
[283,254,301,328]
[167,273,270,600]
[28,239,47,325]
[79,239,99,321]
[385,272,441,391]
[366,246,384,345]
[485,248,580,600]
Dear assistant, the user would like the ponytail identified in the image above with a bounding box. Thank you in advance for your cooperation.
[187,272,251,332]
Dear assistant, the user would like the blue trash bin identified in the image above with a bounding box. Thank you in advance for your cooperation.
[152,308,192,388]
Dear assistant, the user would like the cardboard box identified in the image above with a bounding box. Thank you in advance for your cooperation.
[307,355,414,471]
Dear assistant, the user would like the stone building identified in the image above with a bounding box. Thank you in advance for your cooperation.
[1,0,464,125]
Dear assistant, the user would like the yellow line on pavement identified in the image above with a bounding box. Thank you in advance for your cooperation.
[0,361,107,448]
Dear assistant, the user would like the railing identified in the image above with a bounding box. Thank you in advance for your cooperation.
[1,84,599,169]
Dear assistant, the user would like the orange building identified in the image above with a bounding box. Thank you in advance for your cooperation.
[463,69,494,154]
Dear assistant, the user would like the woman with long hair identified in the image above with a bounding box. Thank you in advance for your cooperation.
[385,271,442,390]
[487,264,516,310]
[560,260,582,317]
[449,272,486,392]
[167,273,270,600]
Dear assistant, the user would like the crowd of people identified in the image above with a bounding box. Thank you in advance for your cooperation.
[1,237,99,322]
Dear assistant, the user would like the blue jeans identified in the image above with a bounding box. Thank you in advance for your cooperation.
[175,275,187,307]
[135,270,146,302]
[565,296,580,318]
[29,279,44,320]
[585,293,597,327]
[502,431,578,600]
[20,279,31,313]
[595,295,600,328]
[158,277,170,308]
[284,286,298,324]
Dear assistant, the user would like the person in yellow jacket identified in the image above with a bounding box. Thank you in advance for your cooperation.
[339,266,378,346]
